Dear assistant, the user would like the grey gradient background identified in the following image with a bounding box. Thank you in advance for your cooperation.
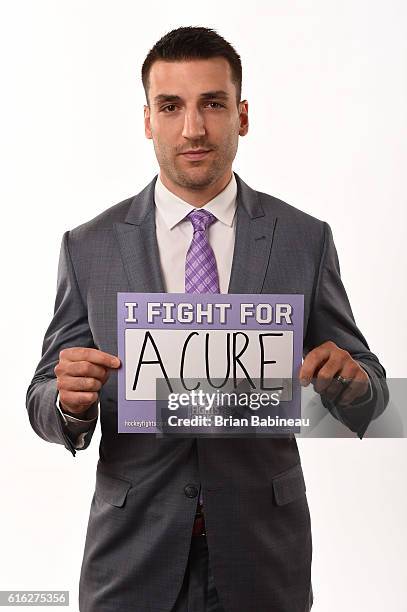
[0,1,406,610]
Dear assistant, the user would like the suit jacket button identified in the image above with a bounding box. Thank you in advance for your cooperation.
[184,484,198,498]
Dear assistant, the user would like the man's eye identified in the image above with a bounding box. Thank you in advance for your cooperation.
[162,105,177,112]
[206,102,224,109]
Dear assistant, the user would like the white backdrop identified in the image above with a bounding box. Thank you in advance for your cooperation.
[1,1,406,610]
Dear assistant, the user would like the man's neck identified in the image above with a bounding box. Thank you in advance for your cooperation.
[159,170,233,207]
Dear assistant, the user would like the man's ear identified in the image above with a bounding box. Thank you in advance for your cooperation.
[144,105,152,139]
[238,100,249,136]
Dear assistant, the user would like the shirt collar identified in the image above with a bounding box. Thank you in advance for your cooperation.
[154,172,237,230]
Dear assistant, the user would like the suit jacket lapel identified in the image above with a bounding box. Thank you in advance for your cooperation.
[228,173,277,294]
[113,176,165,293]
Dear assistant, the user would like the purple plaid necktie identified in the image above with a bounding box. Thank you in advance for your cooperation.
[185,209,220,293]
[185,209,219,510]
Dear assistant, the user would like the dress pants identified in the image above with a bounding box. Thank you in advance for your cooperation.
[171,535,225,612]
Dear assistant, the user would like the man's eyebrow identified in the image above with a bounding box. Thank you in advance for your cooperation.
[153,90,230,105]
[153,94,182,105]
[200,90,230,99]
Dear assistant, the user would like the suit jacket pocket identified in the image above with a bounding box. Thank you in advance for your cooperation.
[95,469,132,508]
[272,463,306,506]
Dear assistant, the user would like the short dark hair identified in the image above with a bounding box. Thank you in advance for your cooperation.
[141,26,242,106]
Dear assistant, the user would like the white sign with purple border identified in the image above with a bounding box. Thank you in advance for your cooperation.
[117,293,304,433]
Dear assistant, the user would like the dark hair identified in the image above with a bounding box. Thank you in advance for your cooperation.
[141,26,242,106]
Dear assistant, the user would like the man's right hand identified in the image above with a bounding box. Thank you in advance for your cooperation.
[54,347,121,417]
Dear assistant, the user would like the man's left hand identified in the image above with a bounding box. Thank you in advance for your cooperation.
[299,340,369,406]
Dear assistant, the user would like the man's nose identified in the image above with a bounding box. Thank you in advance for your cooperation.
[182,109,206,140]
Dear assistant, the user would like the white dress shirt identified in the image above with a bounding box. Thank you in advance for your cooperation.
[57,172,238,448]
[154,172,237,293]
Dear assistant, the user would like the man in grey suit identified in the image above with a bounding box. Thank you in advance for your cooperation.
[27,26,387,612]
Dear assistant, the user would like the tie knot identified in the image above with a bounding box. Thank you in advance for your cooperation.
[187,209,216,232]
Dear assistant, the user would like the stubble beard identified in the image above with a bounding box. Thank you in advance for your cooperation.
[154,138,238,191]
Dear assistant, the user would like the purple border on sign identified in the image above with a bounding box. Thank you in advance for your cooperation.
[117,293,304,433]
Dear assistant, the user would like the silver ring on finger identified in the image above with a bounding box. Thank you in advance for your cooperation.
[335,374,352,387]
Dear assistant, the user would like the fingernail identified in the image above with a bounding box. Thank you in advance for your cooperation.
[300,377,309,387]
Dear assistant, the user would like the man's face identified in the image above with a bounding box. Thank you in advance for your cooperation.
[144,58,248,190]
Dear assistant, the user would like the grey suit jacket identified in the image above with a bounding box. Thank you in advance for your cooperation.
[26,173,387,612]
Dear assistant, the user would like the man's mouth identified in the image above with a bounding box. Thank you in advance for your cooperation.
[180,149,212,160]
